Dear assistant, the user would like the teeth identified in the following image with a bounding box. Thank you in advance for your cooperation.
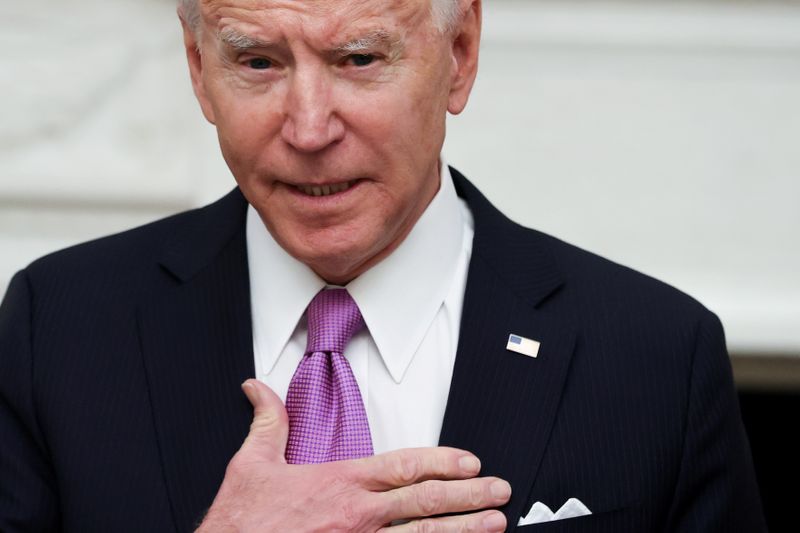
[297,180,354,197]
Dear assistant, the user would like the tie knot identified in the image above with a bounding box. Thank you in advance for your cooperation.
[306,289,364,355]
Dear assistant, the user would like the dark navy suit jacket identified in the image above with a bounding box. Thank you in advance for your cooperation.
[0,170,766,532]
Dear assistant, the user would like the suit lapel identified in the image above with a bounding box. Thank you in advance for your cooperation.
[135,176,573,530]
[440,170,577,530]
[138,189,255,531]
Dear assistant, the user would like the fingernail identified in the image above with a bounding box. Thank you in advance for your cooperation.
[490,479,511,500]
[482,512,506,532]
[459,455,481,474]
[241,381,255,399]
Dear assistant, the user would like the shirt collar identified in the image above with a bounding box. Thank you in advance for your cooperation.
[348,163,464,382]
[247,207,325,376]
[247,161,465,383]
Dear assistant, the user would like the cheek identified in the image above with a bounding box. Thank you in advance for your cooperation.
[214,97,281,173]
[344,83,444,163]
[202,65,281,152]
[387,67,448,144]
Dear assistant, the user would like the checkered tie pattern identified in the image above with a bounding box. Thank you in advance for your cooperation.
[285,288,374,463]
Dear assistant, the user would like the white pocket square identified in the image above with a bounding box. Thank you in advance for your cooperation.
[518,497,592,526]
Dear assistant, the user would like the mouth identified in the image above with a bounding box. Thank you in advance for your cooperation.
[293,179,359,197]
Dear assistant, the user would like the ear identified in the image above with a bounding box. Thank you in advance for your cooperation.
[447,0,481,115]
[179,13,217,125]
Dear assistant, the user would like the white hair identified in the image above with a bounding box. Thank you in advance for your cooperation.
[178,0,462,38]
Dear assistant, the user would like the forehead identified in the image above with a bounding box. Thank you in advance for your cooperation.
[201,0,431,40]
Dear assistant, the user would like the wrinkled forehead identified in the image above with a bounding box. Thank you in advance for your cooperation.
[199,0,432,35]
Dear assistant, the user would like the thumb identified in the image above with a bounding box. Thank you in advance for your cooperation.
[240,378,289,463]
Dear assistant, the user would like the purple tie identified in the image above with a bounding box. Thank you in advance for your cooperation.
[285,288,374,464]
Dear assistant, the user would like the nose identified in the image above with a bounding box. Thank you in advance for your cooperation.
[281,67,345,153]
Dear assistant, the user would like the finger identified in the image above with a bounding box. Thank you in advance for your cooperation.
[240,378,289,463]
[350,447,482,490]
[378,510,507,533]
[381,477,511,523]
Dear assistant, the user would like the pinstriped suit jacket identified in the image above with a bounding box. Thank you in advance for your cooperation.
[0,169,766,532]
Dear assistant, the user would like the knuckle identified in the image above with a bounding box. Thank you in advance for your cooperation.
[332,485,375,531]
[468,481,485,508]
[428,449,449,478]
[411,518,440,533]
[416,481,446,516]
[249,408,284,434]
[461,515,482,533]
[225,452,249,478]
[325,462,351,484]
[339,500,364,531]
[392,451,422,485]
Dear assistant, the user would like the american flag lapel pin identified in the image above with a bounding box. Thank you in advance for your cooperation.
[506,333,540,358]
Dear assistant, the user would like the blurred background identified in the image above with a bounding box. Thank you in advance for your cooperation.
[1,0,798,528]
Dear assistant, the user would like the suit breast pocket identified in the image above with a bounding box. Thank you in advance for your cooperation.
[515,505,647,532]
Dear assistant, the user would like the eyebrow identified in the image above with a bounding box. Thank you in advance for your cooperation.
[218,27,274,51]
[333,30,403,58]
[217,26,403,59]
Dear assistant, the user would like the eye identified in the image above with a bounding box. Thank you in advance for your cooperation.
[247,57,272,70]
[347,54,376,67]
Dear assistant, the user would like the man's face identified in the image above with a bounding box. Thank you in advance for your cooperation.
[183,0,479,283]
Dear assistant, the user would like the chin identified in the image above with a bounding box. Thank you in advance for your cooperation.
[304,243,380,283]
[279,220,389,280]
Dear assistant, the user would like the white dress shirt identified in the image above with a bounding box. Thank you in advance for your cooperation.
[247,162,474,454]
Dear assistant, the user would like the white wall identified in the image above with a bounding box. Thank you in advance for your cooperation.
[1,0,799,354]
